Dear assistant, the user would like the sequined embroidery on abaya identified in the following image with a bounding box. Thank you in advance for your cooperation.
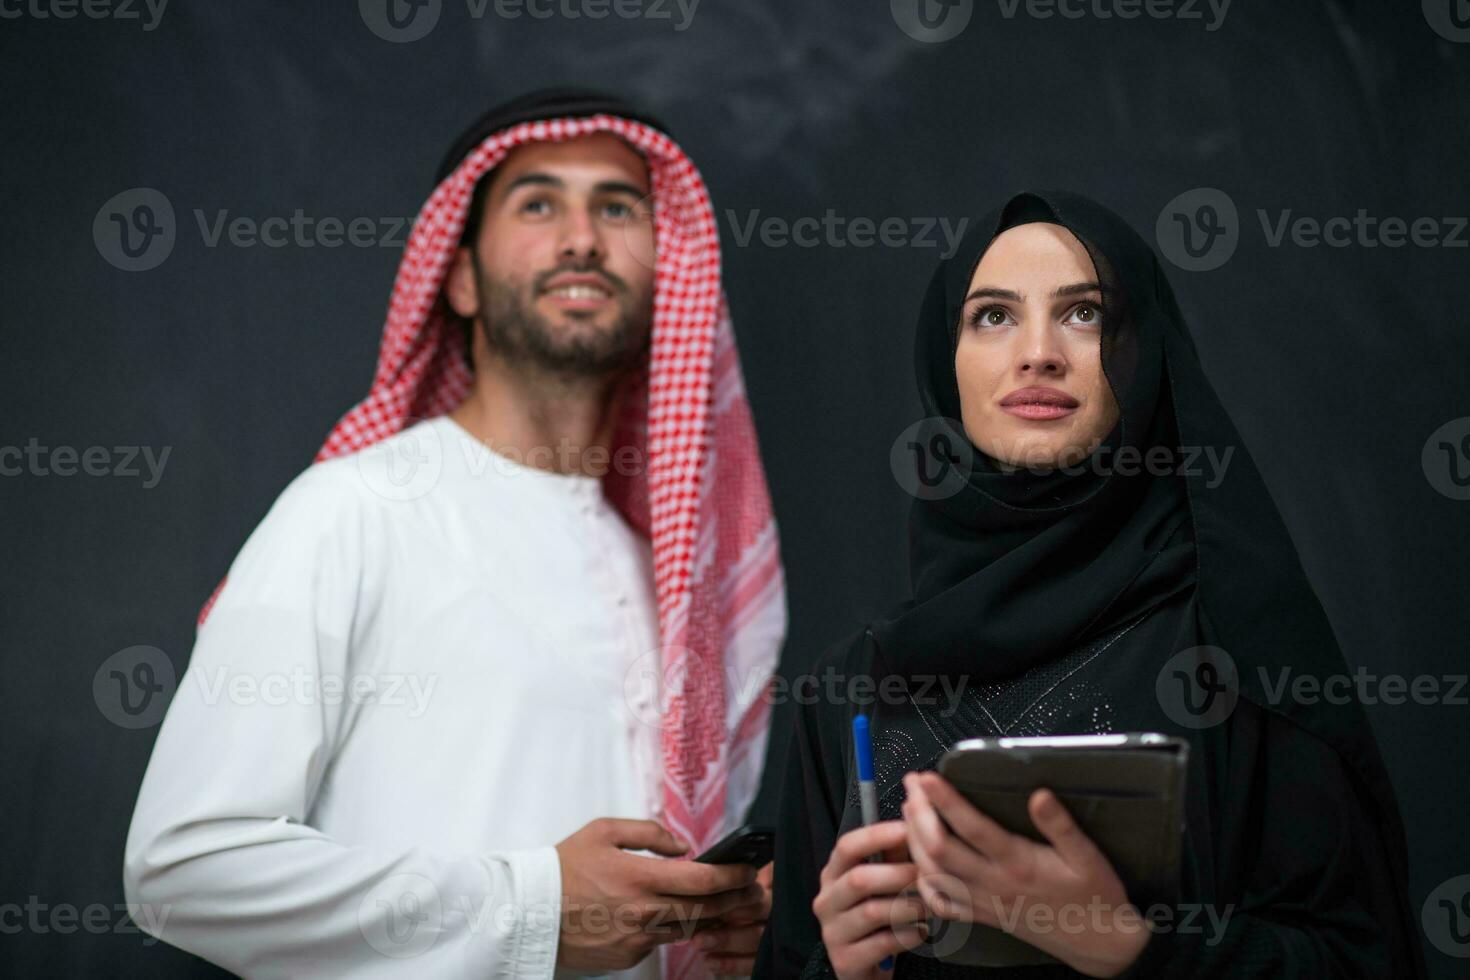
[845,612,1145,822]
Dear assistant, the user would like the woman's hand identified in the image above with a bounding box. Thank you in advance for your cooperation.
[901,772,1151,978]
[812,820,930,979]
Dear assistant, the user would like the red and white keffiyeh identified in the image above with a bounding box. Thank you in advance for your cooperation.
[200,114,786,977]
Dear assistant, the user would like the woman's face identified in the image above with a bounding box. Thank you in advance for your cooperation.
[954,222,1121,469]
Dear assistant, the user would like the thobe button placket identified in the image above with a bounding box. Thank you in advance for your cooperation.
[571,479,663,815]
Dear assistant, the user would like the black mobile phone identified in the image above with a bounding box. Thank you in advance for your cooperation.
[693,824,775,866]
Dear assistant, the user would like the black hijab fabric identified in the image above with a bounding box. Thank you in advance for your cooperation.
[875,191,1405,834]
[757,191,1426,978]
[879,192,1190,685]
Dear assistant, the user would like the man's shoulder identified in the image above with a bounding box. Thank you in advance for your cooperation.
[270,451,379,518]
[270,419,450,519]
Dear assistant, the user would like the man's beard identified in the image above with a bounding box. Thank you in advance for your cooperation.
[473,260,652,380]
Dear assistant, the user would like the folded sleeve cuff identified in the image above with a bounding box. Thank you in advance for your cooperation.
[512,845,563,978]
[466,845,562,979]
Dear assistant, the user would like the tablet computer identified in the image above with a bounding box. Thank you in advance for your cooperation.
[923,732,1189,967]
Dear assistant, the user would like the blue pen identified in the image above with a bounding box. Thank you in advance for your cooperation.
[853,714,894,971]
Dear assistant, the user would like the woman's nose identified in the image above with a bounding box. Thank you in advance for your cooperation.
[1016,324,1066,376]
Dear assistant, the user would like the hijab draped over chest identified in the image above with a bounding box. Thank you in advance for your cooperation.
[875,192,1401,809]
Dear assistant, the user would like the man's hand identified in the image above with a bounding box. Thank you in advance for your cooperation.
[554,818,763,973]
[812,820,929,979]
[691,861,772,975]
[902,772,1151,978]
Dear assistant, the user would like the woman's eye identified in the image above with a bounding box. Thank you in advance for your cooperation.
[1065,303,1102,327]
[970,305,1013,328]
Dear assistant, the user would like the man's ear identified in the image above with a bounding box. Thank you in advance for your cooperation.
[444,246,480,319]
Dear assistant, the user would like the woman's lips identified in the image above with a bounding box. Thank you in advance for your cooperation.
[999,386,1079,421]
[1002,403,1077,420]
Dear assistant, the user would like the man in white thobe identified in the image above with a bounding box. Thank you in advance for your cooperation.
[123,89,787,979]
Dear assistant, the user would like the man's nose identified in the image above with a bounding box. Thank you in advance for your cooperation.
[557,208,604,262]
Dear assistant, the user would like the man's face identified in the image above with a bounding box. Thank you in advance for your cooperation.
[446,132,656,377]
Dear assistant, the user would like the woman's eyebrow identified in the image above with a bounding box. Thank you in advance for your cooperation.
[964,286,1023,303]
[963,282,1104,303]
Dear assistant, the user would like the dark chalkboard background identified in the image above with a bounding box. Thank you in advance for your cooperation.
[3,1,1468,975]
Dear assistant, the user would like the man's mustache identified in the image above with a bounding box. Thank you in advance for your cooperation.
[532,263,628,296]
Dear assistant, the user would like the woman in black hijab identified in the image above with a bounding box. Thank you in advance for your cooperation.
[755,191,1425,978]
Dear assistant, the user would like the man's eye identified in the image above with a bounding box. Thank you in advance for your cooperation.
[521,199,552,216]
[602,201,634,220]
